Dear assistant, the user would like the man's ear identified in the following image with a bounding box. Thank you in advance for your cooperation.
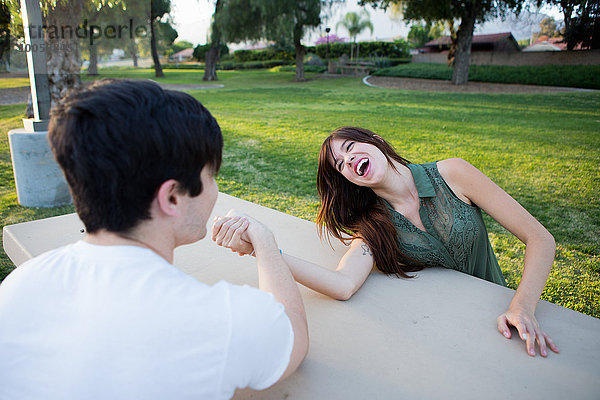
[156,179,182,217]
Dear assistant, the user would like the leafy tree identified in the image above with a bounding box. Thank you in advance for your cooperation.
[215,0,322,81]
[361,0,526,85]
[193,42,228,61]
[336,10,373,59]
[81,1,132,76]
[539,0,599,49]
[156,19,178,55]
[0,0,10,71]
[407,22,434,48]
[150,0,173,77]
[40,0,86,106]
[533,16,561,41]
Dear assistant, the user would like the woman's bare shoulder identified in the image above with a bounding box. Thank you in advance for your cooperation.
[436,158,480,205]
[436,158,474,177]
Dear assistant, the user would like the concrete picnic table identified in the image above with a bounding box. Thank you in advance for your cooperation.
[3,193,600,399]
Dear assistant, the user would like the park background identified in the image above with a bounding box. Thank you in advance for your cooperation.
[0,0,598,319]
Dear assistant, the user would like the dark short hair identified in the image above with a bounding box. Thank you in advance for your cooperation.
[48,79,223,234]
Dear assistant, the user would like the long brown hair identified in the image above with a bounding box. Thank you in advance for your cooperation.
[316,126,425,278]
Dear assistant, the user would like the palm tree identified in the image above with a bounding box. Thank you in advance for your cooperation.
[336,10,374,60]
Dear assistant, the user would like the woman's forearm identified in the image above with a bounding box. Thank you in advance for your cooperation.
[509,231,556,312]
[282,253,361,301]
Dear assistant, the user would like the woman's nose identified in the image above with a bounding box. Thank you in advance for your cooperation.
[345,154,354,164]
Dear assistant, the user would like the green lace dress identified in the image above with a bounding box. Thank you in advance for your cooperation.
[384,162,506,286]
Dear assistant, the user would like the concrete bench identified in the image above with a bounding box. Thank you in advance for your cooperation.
[328,61,375,76]
[3,193,600,399]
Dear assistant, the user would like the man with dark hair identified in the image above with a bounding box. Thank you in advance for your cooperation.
[0,80,308,399]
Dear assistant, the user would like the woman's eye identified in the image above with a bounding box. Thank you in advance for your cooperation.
[347,142,354,151]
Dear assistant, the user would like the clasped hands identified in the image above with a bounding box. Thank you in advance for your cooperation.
[211,209,257,256]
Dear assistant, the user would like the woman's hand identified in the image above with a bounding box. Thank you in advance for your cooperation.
[212,214,254,256]
[497,305,559,357]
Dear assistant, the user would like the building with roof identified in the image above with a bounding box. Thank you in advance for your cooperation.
[522,37,584,52]
[412,31,600,66]
[422,32,521,54]
[168,48,194,63]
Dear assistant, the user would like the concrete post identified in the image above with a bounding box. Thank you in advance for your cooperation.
[8,129,72,207]
[8,0,71,207]
[21,0,50,123]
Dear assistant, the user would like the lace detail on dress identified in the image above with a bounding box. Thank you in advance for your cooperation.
[420,163,481,270]
[387,204,449,268]
[385,162,505,286]
[387,163,485,272]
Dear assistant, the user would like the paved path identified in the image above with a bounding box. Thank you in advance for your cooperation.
[0,86,29,105]
[0,82,223,105]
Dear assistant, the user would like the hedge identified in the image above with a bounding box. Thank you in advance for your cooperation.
[232,48,295,63]
[313,40,411,59]
[372,63,600,89]
[229,41,411,64]
[218,59,290,70]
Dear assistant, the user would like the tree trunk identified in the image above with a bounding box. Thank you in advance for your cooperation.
[150,18,163,77]
[294,31,305,82]
[451,11,476,85]
[446,21,457,67]
[203,46,219,81]
[295,44,305,81]
[563,4,575,50]
[130,39,139,67]
[87,44,98,76]
[203,0,222,81]
[44,1,84,108]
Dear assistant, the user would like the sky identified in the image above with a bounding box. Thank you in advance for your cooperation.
[169,0,563,48]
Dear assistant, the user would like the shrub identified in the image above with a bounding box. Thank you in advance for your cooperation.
[305,53,325,66]
[217,59,290,70]
[273,64,327,73]
[159,64,204,70]
[193,43,230,61]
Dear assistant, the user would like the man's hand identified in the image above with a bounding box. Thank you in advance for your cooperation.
[497,305,559,357]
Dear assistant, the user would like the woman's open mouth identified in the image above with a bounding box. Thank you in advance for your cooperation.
[355,158,370,176]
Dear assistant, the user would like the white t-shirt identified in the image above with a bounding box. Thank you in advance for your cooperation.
[0,241,294,400]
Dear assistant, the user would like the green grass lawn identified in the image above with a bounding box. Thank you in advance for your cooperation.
[2,68,599,318]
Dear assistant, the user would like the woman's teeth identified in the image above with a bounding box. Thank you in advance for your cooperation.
[356,158,369,176]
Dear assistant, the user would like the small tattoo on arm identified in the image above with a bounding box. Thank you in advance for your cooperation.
[361,244,372,256]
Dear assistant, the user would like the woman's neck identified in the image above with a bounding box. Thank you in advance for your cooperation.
[371,161,419,210]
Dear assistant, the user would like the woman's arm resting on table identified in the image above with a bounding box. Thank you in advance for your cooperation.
[438,158,559,357]
[282,238,374,301]
[212,213,374,301]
